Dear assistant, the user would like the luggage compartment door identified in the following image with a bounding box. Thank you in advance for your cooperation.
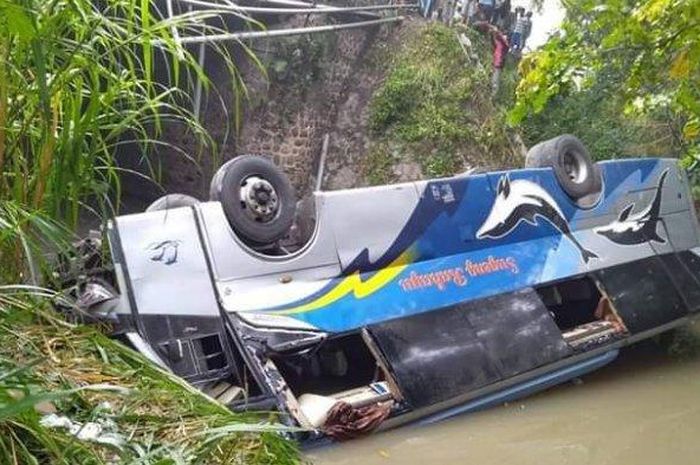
[593,254,692,334]
[368,288,571,409]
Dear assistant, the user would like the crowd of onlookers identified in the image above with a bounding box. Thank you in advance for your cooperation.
[478,0,532,52]
[419,0,536,94]
[463,0,533,53]
[423,0,535,54]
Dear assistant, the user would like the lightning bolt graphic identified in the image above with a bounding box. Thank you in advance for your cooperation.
[272,248,414,316]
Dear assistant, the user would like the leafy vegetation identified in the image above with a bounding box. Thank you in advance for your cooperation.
[511,0,700,192]
[263,32,338,125]
[366,23,521,182]
[0,0,254,282]
[268,34,336,91]
[517,86,662,162]
[0,292,299,464]
[0,1,298,463]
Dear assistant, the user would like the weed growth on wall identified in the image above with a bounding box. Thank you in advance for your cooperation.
[366,23,520,182]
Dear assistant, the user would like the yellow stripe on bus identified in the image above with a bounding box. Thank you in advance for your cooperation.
[273,248,414,316]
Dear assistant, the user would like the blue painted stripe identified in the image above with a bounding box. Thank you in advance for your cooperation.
[258,160,671,332]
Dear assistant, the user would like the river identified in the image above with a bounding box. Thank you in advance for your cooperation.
[309,323,700,465]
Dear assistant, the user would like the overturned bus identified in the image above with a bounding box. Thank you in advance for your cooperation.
[74,135,700,441]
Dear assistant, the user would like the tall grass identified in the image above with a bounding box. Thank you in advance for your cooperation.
[0,290,300,464]
[0,1,299,463]
[0,0,260,283]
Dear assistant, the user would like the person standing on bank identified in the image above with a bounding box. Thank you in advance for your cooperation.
[478,0,495,23]
[466,0,479,23]
[506,5,519,42]
[495,0,510,28]
[510,7,528,51]
[490,25,509,94]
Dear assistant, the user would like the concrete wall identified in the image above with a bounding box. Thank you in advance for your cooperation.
[119,15,402,207]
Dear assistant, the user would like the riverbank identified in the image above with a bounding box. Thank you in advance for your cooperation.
[0,302,299,464]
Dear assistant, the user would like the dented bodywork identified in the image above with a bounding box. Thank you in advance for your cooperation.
[94,158,700,440]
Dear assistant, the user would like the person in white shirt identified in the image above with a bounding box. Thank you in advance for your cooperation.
[511,9,532,51]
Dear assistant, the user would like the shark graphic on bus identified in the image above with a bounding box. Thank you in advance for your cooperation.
[595,169,669,245]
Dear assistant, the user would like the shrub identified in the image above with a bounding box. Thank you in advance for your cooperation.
[367,23,519,181]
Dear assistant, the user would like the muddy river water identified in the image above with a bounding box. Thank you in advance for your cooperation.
[309,324,700,465]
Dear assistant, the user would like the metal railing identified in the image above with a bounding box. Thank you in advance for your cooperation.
[161,0,417,119]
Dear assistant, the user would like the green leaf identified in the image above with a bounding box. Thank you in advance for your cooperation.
[683,119,700,141]
[670,49,690,79]
[0,3,36,41]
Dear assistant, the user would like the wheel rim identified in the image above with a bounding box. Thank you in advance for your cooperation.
[562,151,588,184]
[240,175,279,223]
